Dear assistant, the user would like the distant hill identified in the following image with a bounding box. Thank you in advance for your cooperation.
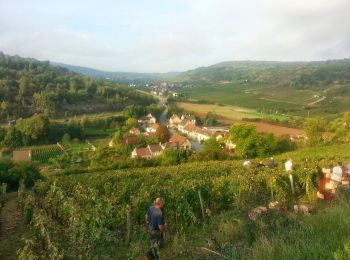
[175,59,350,89]
[0,52,156,120]
[52,62,180,84]
[172,59,350,117]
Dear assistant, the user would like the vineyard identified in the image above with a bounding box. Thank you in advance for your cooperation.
[18,153,346,259]
[16,145,64,164]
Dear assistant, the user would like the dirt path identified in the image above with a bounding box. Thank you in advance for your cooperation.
[0,193,29,260]
[308,96,326,106]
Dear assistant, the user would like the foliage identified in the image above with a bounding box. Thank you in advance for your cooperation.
[0,159,42,190]
[0,52,156,119]
[155,125,171,143]
[229,124,295,158]
[303,117,327,145]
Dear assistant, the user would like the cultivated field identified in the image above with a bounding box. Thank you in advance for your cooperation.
[178,81,323,115]
[177,102,303,136]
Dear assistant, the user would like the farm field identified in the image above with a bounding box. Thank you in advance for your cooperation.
[15,145,64,164]
[178,81,317,113]
[176,102,303,136]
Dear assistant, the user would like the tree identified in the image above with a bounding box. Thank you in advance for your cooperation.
[62,133,71,145]
[303,117,327,145]
[125,118,138,128]
[2,127,23,148]
[229,124,260,158]
[16,114,49,144]
[155,125,171,143]
[202,138,227,160]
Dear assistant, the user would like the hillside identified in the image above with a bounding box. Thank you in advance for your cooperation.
[12,144,350,258]
[173,59,350,117]
[0,52,156,120]
[52,62,180,84]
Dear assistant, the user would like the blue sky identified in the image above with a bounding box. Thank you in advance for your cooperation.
[0,0,349,72]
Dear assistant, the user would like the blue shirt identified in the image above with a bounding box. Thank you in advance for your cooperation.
[147,205,165,231]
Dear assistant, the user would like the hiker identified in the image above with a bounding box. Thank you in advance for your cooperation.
[243,160,251,167]
[317,171,335,200]
[285,159,294,193]
[268,157,277,169]
[145,198,165,259]
[331,162,343,183]
[285,158,293,172]
[257,160,265,168]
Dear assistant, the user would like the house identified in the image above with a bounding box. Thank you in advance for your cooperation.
[169,114,182,127]
[147,144,164,156]
[129,127,141,135]
[183,123,197,136]
[138,113,156,125]
[13,150,32,162]
[193,127,212,142]
[131,147,152,159]
[131,143,164,159]
[123,136,139,145]
[146,123,160,133]
[168,134,192,149]
[181,114,196,125]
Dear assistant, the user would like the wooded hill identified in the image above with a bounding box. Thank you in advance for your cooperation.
[175,59,350,90]
[0,52,156,120]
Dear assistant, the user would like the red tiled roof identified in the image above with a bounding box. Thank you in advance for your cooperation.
[123,136,138,144]
[136,147,152,157]
[148,144,163,153]
[150,123,160,131]
[169,134,188,145]
[184,124,197,132]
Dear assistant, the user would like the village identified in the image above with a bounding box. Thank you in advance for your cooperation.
[108,112,235,160]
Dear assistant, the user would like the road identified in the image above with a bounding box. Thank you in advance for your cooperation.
[157,97,168,125]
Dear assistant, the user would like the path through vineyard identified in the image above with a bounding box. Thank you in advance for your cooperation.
[0,193,29,260]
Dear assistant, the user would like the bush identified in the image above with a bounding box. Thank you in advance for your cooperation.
[0,159,42,190]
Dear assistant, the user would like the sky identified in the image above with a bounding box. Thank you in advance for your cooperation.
[0,0,349,73]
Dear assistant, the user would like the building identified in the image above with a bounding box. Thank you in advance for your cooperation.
[146,123,160,133]
[131,143,164,159]
[181,114,196,125]
[131,147,152,159]
[169,114,182,127]
[168,134,192,149]
[13,150,32,162]
[147,144,164,156]
[129,127,141,135]
[138,113,156,126]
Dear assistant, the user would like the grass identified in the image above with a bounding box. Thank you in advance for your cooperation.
[83,128,115,138]
[178,81,350,117]
[176,102,262,120]
[178,81,313,112]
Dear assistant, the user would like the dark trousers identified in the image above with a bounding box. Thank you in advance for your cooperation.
[147,230,164,259]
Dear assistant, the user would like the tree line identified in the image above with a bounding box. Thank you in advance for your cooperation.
[0,52,156,119]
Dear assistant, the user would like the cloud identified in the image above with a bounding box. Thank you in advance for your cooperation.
[0,0,349,72]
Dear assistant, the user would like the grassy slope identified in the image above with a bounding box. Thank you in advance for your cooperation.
[178,81,317,114]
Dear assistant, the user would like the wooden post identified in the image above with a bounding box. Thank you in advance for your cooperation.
[289,174,295,194]
[270,185,274,201]
[198,191,205,221]
[126,206,131,242]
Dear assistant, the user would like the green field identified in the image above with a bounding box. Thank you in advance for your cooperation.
[180,82,314,109]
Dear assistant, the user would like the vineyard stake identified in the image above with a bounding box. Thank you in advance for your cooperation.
[270,185,274,201]
[126,206,131,242]
[289,174,295,194]
[198,191,205,221]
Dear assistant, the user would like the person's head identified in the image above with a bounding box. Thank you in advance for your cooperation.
[155,197,164,209]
